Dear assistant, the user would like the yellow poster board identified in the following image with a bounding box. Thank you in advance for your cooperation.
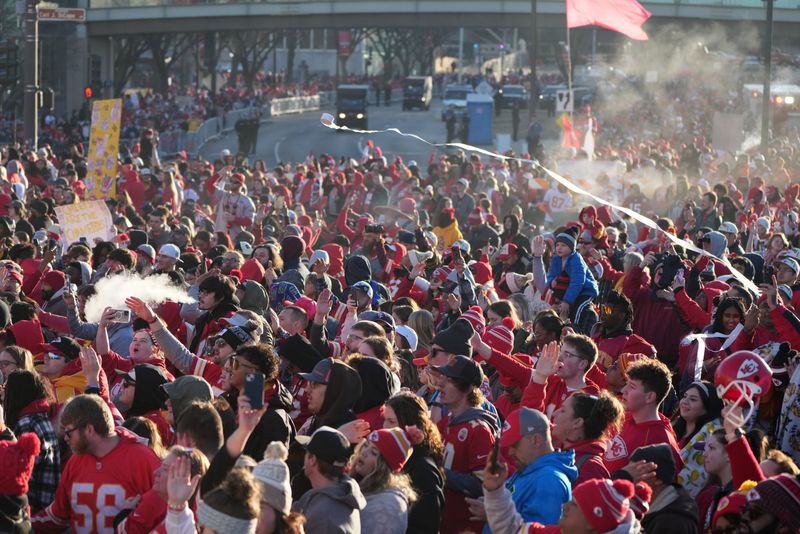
[85,99,122,200]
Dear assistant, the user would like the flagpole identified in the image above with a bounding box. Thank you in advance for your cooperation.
[566,24,573,121]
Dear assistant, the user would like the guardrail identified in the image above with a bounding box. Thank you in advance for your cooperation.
[125,91,336,158]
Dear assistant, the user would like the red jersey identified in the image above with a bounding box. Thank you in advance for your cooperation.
[603,412,682,474]
[437,410,495,534]
[520,376,600,418]
[34,429,160,534]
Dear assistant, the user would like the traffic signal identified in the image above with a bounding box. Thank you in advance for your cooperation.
[84,86,93,99]
[0,42,18,87]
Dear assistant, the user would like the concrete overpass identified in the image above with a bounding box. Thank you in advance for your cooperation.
[85,0,800,36]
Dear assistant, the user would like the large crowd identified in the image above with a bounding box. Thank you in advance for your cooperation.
[0,65,799,534]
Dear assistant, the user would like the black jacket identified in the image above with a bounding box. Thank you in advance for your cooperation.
[188,299,239,353]
[642,484,699,534]
[223,380,296,460]
[404,450,444,534]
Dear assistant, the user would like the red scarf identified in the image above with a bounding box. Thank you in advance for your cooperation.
[19,398,50,418]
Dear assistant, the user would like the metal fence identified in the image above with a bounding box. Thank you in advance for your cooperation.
[119,91,335,158]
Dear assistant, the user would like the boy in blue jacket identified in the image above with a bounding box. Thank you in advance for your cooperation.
[546,227,598,333]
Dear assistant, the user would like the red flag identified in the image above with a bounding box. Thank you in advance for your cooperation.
[567,0,651,41]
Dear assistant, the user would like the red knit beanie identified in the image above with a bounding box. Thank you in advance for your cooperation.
[467,208,485,226]
[482,318,515,355]
[573,478,635,533]
[367,426,423,472]
[0,433,40,495]
[460,306,486,335]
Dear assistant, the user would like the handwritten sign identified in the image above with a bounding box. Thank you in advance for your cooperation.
[85,99,122,200]
[54,200,114,246]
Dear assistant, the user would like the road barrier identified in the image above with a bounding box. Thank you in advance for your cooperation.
[119,91,336,159]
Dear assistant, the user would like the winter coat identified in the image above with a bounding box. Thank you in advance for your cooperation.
[546,252,598,305]
[292,476,366,534]
[223,381,296,459]
[361,487,412,534]
[641,484,699,534]
[433,220,463,248]
[466,224,500,252]
[404,450,444,534]
[499,451,577,528]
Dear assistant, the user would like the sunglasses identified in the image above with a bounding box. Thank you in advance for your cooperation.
[601,305,614,316]
[47,352,63,360]
[230,356,256,371]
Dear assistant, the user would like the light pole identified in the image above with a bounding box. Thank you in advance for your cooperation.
[760,0,774,154]
[23,0,39,149]
[528,0,537,118]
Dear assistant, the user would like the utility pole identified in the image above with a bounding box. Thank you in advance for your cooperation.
[528,0,537,118]
[23,0,39,149]
[760,0,774,154]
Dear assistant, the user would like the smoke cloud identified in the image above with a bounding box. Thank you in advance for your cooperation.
[84,273,195,323]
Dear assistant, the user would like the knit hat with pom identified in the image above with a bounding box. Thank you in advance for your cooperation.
[460,306,486,336]
[253,442,292,515]
[573,478,637,533]
[367,426,424,473]
[483,317,515,356]
[0,432,40,495]
[505,272,533,293]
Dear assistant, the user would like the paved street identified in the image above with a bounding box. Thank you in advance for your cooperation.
[200,99,560,165]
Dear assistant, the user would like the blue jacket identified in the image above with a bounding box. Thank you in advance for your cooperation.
[546,252,598,304]
[483,450,577,532]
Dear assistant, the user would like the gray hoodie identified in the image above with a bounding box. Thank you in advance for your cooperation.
[292,476,366,534]
[360,487,411,534]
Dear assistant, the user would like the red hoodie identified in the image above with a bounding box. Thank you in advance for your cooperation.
[520,375,600,418]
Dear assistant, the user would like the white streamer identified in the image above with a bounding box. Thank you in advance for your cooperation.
[684,322,745,381]
[318,114,761,298]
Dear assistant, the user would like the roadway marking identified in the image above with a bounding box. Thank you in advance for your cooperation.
[274,137,285,164]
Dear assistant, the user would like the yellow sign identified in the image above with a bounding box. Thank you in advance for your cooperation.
[54,200,115,246]
[85,99,122,200]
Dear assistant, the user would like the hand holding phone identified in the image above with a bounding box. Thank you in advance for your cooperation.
[244,372,265,409]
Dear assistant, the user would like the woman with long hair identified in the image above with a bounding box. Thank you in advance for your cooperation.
[550,390,624,485]
[673,381,723,498]
[350,427,419,534]
[384,392,445,534]
[407,310,435,359]
[3,370,60,512]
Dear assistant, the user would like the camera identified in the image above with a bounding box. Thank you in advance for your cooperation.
[365,223,385,235]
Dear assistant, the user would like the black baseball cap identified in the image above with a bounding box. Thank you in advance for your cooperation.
[295,426,350,467]
[432,354,484,387]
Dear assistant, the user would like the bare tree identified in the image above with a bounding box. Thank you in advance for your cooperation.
[337,28,372,79]
[113,36,149,96]
[147,33,195,94]
[229,30,282,91]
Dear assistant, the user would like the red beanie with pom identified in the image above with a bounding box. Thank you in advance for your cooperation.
[0,433,41,495]
[573,478,636,533]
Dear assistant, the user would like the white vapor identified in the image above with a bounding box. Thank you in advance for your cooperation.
[84,273,195,323]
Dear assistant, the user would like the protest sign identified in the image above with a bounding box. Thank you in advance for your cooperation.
[54,200,115,245]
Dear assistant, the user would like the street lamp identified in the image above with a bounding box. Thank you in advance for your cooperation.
[760,0,774,154]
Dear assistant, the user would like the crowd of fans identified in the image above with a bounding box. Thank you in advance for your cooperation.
[0,66,799,534]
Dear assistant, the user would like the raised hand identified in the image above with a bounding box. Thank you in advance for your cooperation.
[79,346,101,387]
[125,296,157,323]
[166,455,200,510]
[531,235,546,257]
[316,288,333,318]
[338,419,370,444]
[534,341,560,382]
[237,393,268,434]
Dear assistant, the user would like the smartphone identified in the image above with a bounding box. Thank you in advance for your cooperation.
[488,438,501,474]
[109,308,132,323]
[244,372,265,409]
[67,283,78,296]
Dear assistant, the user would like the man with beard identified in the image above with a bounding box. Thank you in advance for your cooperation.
[37,270,67,317]
[32,395,160,532]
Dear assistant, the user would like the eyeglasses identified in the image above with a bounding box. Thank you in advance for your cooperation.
[63,424,85,439]
[122,380,136,389]
[213,338,230,348]
[230,356,257,371]
[346,333,364,343]
[560,349,583,360]
[601,305,614,317]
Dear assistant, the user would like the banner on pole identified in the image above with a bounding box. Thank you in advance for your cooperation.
[85,98,122,200]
